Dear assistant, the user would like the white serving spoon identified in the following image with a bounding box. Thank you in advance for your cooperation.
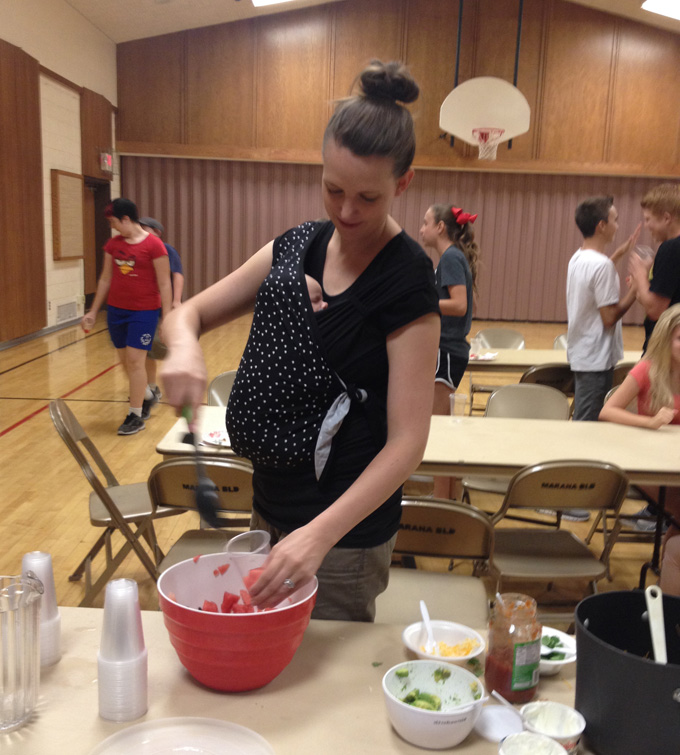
[419,599,436,655]
[645,585,667,664]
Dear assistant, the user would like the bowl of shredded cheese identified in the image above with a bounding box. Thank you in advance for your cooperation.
[402,620,485,667]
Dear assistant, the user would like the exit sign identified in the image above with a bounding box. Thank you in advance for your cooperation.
[100,152,113,172]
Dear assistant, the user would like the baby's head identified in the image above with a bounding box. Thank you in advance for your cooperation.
[306,275,327,312]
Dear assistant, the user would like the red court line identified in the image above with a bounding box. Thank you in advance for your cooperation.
[0,363,118,438]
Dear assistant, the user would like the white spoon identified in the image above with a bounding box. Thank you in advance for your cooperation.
[491,689,525,724]
[645,585,667,664]
[419,600,436,655]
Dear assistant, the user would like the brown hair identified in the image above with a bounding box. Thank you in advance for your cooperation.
[323,60,419,178]
[430,204,480,292]
[640,183,680,220]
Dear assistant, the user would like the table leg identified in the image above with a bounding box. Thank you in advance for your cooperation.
[639,486,666,589]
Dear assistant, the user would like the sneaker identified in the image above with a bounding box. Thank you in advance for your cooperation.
[117,413,145,435]
[141,386,162,419]
[535,508,591,522]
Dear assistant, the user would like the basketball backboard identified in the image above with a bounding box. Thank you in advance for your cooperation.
[439,77,531,159]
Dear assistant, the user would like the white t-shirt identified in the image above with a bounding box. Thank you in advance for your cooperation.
[566,247,623,371]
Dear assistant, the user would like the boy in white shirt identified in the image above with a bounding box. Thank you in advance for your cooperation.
[567,196,639,421]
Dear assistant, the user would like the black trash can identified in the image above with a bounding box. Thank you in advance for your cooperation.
[575,591,680,755]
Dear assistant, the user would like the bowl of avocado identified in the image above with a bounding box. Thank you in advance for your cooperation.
[382,660,486,749]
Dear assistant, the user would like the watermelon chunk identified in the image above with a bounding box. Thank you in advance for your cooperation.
[221,591,239,614]
[242,567,265,593]
[213,562,230,577]
[201,600,218,612]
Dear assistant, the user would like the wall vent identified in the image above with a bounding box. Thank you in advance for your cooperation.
[56,301,77,323]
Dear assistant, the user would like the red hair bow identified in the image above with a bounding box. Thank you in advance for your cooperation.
[451,207,478,225]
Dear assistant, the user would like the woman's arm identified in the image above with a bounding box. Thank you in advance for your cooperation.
[249,311,441,606]
[160,241,274,415]
[81,253,112,332]
[439,284,468,317]
[599,372,676,429]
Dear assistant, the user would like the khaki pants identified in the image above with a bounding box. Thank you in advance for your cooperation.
[250,510,396,622]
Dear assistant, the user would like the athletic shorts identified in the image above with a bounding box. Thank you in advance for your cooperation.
[434,348,468,390]
[107,305,160,351]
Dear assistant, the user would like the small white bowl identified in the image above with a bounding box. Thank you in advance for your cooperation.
[382,660,485,749]
[539,626,576,676]
[499,731,568,754]
[402,620,485,668]
[520,701,585,755]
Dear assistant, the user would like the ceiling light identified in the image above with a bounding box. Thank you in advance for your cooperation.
[641,0,680,22]
[252,0,296,6]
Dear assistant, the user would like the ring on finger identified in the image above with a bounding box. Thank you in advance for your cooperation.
[282,578,295,590]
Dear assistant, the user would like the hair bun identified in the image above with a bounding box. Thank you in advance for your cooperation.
[358,60,419,105]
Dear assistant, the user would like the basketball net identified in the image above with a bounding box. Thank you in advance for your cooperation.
[472,128,505,161]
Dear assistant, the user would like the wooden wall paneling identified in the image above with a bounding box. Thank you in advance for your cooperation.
[186,20,256,147]
[80,88,114,180]
[608,20,680,168]
[403,0,472,166]
[0,40,46,342]
[331,0,406,100]
[472,0,546,163]
[116,33,185,144]
[538,0,616,164]
[255,6,332,152]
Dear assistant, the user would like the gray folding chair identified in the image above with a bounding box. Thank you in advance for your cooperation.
[376,498,493,627]
[207,370,237,407]
[147,456,254,572]
[49,399,184,606]
[490,460,629,618]
[469,328,525,414]
[520,363,575,398]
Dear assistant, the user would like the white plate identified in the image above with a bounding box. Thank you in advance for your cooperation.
[540,626,576,676]
[201,430,231,448]
[90,717,274,754]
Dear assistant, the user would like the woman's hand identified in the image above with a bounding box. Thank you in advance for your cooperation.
[160,340,208,426]
[81,312,95,333]
[647,406,678,429]
[248,524,332,608]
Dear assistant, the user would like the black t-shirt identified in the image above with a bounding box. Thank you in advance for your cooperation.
[644,235,680,351]
[227,221,439,547]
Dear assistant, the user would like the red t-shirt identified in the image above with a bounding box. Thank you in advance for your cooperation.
[105,233,167,310]
[630,359,680,423]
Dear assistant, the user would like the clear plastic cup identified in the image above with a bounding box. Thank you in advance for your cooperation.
[0,574,43,732]
[450,393,468,422]
[22,551,61,667]
[224,530,271,555]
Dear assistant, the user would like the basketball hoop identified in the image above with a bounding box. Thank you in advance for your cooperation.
[472,128,505,161]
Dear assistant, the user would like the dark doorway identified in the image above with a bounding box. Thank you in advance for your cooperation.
[83,179,111,309]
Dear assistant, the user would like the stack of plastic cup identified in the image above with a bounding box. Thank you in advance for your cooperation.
[98,579,148,722]
[22,551,61,667]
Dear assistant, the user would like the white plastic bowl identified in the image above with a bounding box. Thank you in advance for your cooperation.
[402,620,485,668]
[499,731,568,754]
[539,626,576,676]
[382,660,485,749]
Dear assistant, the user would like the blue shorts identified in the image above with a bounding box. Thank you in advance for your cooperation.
[435,348,468,390]
[107,306,160,351]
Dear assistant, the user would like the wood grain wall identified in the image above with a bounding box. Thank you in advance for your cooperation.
[0,39,46,341]
[116,0,680,177]
[80,88,114,180]
[122,154,656,325]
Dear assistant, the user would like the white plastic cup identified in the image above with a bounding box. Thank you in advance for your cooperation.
[471,336,483,355]
[224,529,271,555]
[520,701,585,755]
[499,731,568,754]
[0,574,43,732]
[450,393,468,422]
[22,551,61,667]
[98,579,147,722]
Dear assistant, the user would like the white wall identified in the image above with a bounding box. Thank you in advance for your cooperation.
[1,0,116,104]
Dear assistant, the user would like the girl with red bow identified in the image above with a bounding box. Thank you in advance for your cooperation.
[420,204,479,499]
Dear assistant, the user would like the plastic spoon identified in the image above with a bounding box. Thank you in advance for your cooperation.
[419,600,436,655]
[645,585,667,664]
[491,690,525,724]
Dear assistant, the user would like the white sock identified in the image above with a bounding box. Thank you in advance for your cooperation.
[130,407,142,417]
[144,385,154,400]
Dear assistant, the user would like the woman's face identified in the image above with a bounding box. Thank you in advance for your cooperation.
[671,326,680,366]
[321,140,411,242]
[419,208,440,248]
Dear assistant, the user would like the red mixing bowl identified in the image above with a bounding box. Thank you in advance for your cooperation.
[157,552,317,691]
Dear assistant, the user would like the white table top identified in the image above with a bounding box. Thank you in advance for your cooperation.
[157,407,680,487]
[468,349,640,373]
[4,606,587,755]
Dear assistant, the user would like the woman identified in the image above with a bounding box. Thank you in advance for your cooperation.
[82,198,172,435]
[161,61,440,620]
[420,204,478,499]
[600,303,680,595]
